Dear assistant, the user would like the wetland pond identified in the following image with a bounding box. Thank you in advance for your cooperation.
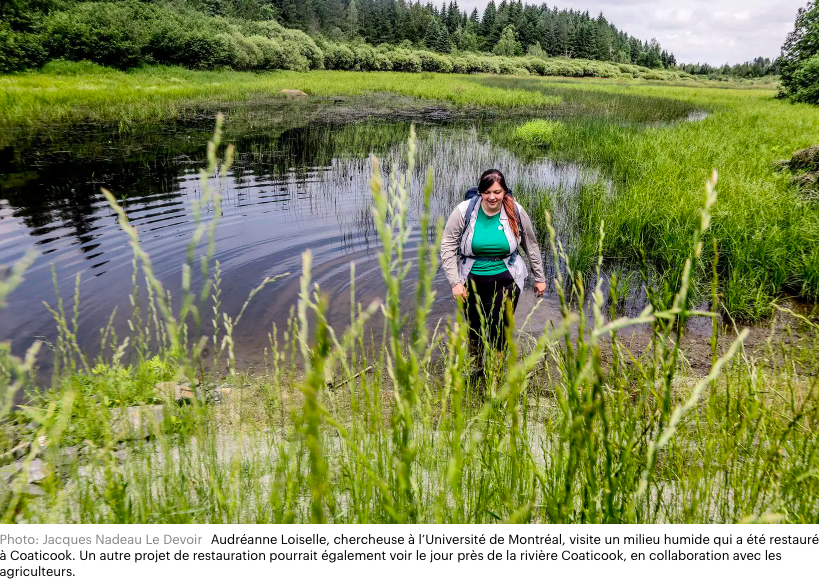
[0,96,727,379]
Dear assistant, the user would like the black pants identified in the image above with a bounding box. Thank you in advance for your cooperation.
[463,270,520,353]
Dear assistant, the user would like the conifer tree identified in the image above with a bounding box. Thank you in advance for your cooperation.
[346,0,359,37]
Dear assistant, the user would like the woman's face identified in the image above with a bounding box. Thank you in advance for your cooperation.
[480,181,505,214]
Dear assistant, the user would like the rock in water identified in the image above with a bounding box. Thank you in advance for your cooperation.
[112,405,165,439]
[154,381,196,404]
[280,89,308,99]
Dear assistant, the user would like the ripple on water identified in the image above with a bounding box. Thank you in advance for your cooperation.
[0,118,597,372]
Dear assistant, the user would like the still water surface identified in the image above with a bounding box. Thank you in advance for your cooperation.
[0,108,595,374]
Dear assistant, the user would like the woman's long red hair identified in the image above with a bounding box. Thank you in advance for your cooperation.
[478,169,518,238]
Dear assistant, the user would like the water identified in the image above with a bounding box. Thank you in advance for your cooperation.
[0,107,596,376]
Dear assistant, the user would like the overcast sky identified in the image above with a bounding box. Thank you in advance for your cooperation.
[457,0,806,64]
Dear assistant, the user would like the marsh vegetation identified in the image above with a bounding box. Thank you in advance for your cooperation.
[1,72,818,523]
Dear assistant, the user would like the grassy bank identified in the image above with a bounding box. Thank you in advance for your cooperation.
[0,64,567,129]
[2,125,818,523]
[488,78,819,319]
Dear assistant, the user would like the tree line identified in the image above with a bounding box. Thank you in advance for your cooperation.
[2,0,818,107]
[679,57,780,79]
[261,0,677,67]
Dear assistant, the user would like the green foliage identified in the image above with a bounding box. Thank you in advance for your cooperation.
[512,119,565,147]
[780,0,819,104]
[146,26,232,70]
[39,58,114,75]
[792,54,819,103]
[414,50,453,73]
[0,23,47,73]
[322,42,355,70]
[387,50,421,73]
[1,0,682,76]
[352,44,377,71]
[258,0,678,69]
[526,41,547,58]
[43,1,152,69]
[453,27,479,52]
[32,1,323,72]
[493,24,522,57]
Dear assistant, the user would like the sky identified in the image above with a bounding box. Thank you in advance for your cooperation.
[456,0,807,65]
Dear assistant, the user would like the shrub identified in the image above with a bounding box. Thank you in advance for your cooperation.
[460,54,499,74]
[37,2,324,73]
[146,25,232,69]
[550,60,583,77]
[250,35,286,69]
[42,1,152,69]
[240,19,287,38]
[388,50,421,73]
[495,57,517,75]
[793,55,819,105]
[323,43,355,70]
[523,57,549,75]
[0,24,47,73]
[240,20,322,69]
[353,44,377,71]
[415,50,453,73]
[451,56,468,74]
[279,38,312,71]
[278,28,323,69]
[216,32,248,70]
[596,64,622,78]
[580,61,599,76]
[373,52,392,71]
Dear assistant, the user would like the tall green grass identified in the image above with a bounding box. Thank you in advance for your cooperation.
[483,77,819,319]
[1,124,817,523]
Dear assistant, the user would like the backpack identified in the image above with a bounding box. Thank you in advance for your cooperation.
[459,187,526,264]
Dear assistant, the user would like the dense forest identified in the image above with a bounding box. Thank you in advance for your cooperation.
[0,0,679,73]
[2,0,818,105]
[262,0,678,68]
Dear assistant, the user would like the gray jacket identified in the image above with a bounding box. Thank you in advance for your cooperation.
[440,198,546,292]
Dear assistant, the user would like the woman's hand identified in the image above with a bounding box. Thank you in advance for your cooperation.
[534,282,546,298]
[452,283,467,301]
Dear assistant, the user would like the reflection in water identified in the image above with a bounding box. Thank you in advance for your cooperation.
[0,116,595,375]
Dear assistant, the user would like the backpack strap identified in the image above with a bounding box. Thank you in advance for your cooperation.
[459,196,529,265]
[458,195,481,259]
[509,203,526,265]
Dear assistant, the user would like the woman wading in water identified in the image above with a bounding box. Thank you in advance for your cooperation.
[440,169,546,379]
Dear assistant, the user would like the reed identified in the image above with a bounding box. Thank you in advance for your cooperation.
[1,121,817,524]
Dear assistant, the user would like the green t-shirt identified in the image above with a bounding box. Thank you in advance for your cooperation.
[469,206,511,276]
